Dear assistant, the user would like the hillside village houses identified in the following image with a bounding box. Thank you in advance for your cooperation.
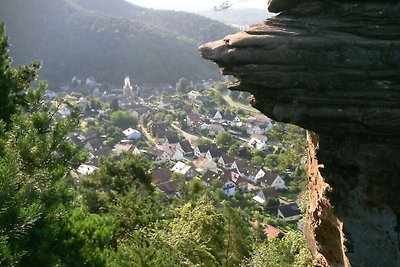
[57,76,301,225]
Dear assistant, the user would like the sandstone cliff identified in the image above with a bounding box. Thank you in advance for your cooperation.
[200,0,400,266]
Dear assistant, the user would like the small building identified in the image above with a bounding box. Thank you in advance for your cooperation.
[171,161,196,180]
[123,128,142,140]
[260,172,286,190]
[192,157,218,174]
[156,180,180,197]
[277,203,302,222]
[218,154,236,170]
[150,168,173,184]
[253,188,280,205]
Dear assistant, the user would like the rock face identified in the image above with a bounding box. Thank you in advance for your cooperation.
[200,1,400,266]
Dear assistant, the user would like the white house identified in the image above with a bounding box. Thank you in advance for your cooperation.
[218,154,236,170]
[260,172,286,190]
[192,157,218,174]
[162,145,184,161]
[58,105,71,117]
[151,149,171,164]
[171,161,196,180]
[252,188,279,205]
[248,134,268,150]
[123,128,142,140]
[277,203,302,222]
[201,170,236,197]
[212,111,223,121]
[77,164,98,176]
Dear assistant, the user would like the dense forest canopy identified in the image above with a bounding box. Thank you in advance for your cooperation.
[0,0,236,87]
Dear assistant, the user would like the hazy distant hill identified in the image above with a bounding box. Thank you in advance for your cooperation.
[0,0,236,87]
[198,8,274,28]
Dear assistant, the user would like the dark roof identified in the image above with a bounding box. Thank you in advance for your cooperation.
[208,147,227,158]
[261,172,282,186]
[201,170,231,184]
[278,203,301,218]
[187,113,201,123]
[224,113,236,121]
[261,188,279,199]
[86,137,103,151]
[201,170,220,183]
[220,154,236,164]
[197,144,217,153]
[92,145,112,157]
[157,180,180,195]
[235,175,248,185]
[151,168,172,184]
[157,130,178,140]
[179,140,192,153]
[166,134,180,144]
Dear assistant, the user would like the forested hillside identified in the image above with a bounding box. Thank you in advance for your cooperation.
[0,0,236,86]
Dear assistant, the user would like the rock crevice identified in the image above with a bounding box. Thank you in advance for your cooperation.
[199,1,400,266]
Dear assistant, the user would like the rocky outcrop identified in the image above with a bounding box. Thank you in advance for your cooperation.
[200,1,400,266]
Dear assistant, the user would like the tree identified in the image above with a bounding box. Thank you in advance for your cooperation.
[110,110,138,129]
[215,132,235,148]
[110,98,120,111]
[0,23,41,126]
[176,77,190,94]
[0,24,87,266]
[162,195,224,265]
[241,231,313,267]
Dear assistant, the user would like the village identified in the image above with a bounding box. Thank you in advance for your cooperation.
[49,75,307,238]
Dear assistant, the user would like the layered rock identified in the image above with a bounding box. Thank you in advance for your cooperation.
[200,1,400,266]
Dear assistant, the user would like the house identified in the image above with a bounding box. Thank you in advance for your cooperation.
[248,134,268,150]
[205,147,227,161]
[112,143,141,155]
[260,172,286,189]
[263,224,284,239]
[277,203,302,222]
[91,145,112,159]
[149,149,171,164]
[232,160,263,183]
[58,105,71,117]
[84,137,103,153]
[201,170,236,197]
[186,113,202,127]
[212,111,223,121]
[183,104,200,114]
[193,144,217,158]
[209,123,225,136]
[156,180,180,197]
[234,175,251,192]
[171,161,196,180]
[123,128,142,140]
[224,113,242,126]
[150,168,173,184]
[157,131,179,144]
[176,140,193,156]
[76,164,97,176]
[192,157,218,174]
[253,188,280,205]
[188,90,203,101]
[162,145,184,161]
[218,154,236,169]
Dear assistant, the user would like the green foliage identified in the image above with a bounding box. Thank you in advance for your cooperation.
[215,132,236,148]
[241,231,313,267]
[0,0,236,85]
[176,78,190,95]
[110,110,138,129]
[0,23,41,126]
